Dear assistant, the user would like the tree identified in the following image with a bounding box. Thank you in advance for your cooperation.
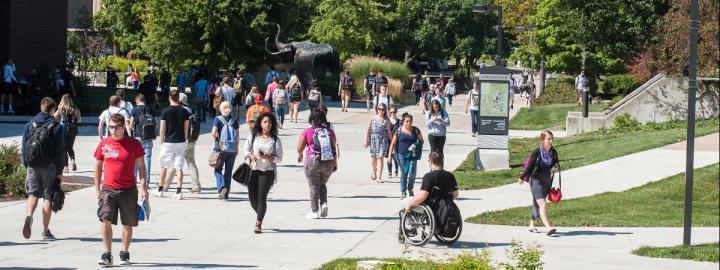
[67,7,106,75]
[94,0,147,54]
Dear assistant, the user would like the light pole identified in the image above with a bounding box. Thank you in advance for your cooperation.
[472,5,503,66]
[683,0,699,247]
[516,26,537,110]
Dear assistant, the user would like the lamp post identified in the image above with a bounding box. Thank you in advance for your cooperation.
[472,4,503,66]
[683,0,699,247]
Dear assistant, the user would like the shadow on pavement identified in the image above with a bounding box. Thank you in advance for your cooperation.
[5,268,75,270]
[0,241,49,247]
[268,229,373,234]
[553,230,633,237]
[61,237,180,243]
[131,262,256,268]
[446,241,511,249]
[333,195,397,199]
[323,216,395,221]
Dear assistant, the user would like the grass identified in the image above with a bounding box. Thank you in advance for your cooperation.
[467,164,719,227]
[454,117,719,190]
[633,243,719,263]
[316,257,440,270]
[510,103,608,130]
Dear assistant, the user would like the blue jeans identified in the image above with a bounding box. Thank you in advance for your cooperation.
[215,152,237,195]
[134,139,153,186]
[195,100,207,122]
[274,105,287,125]
[470,109,479,134]
[387,152,399,176]
[447,94,454,105]
[398,157,417,195]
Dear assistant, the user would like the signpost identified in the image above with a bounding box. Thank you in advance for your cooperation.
[474,66,511,170]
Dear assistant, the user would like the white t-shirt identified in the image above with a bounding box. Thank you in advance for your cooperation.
[119,100,134,113]
[373,95,394,109]
[242,135,283,171]
[99,106,131,136]
[445,83,456,95]
[467,90,480,111]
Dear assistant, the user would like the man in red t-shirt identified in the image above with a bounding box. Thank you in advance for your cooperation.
[93,113,147,266]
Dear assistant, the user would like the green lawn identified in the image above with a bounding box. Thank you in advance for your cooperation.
[454,118,719,190]
[467,164,719,227]
[633,243,719,263]
[510,103,608,130]
[316,257,439,270]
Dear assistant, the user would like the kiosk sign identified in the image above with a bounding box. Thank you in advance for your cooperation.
[474,66,512,170]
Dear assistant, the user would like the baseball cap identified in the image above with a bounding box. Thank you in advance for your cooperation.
[254,94,264,104]
[179,93,188,105]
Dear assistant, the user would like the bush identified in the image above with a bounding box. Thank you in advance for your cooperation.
[536,76,577,105]
[608,94,625,107]
[600,74,640,98]
[0,144,27,197]
[345,56,411,102]
[612,113,642,132]
[85,56,149,73]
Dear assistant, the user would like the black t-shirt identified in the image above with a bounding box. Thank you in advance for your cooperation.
[138,82,157,104]
[61,70,73,90]
[374,76,388,93]
[131,104,156,137]
[420,170,459,202]
[160,105,190,143]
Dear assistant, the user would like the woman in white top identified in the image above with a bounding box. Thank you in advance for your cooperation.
[242,112,283,234]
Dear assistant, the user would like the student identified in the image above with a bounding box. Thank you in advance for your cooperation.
[212,101,240,200]
[98,95,132,139]
[338,71,352,112]
[20,97,66,240]
[246,94,270,132]
[307,79,323,112]
[164,93,202,193]
[243,112,283,233]
[193,74,210,122]
[373,69,388,97]
[402,152,459,212]
[287,75,304,123]
[154,90,190,199]
[386,104,400,178]
[272,82,290,129]
[364,103,392,183]
[93,113,148,266]
[372,84,394,114]
[54,94,81,173]
[129,94,156,186]
[444,77,456,106]
[388,113,424,199]
[518,130,559,236]
[425,100,450,166]
[363,68,376,111]
[465,81,481,137]
[297,110,339,219]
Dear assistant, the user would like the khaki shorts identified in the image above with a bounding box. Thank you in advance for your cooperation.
[97,187,138,226]
[341,89,351,100]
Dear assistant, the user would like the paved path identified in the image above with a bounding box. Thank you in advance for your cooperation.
[0,94,717,269]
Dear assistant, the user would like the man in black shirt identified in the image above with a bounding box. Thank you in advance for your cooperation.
[137,77,157,107]
[403,152,459,213]
[153,90,190,200]
[373,69,388,97]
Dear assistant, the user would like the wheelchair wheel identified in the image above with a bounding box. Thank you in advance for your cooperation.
[434,219,462,245]
[400,204,435,246]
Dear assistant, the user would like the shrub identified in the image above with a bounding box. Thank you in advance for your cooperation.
[536,76,577,105]
[0,144,27,197]
[500,241,545,270]
[345,56,411,102]
[442,250,494,270]
[612,113,642,132]
[608,94,625,107]
[600,74,640,97]
[86,56,149,73]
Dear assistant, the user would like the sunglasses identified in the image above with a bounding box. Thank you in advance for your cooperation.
[378,108,386,111]
[390,111,397,114]
[108,125,123,130]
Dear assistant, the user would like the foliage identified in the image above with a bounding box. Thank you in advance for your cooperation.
[500,241,544,270]
[510,103,608,130]
[607,94,625,107]
[94,0,147,54]
[0,144,27,197]
[535,77,577,105]
[633,243,720,263]
[611,113,642,132]
[599,74,640,97]
[632,0,719,77]
[67,6,107,81]
[468,164,719,227]
[530,0,658,75]
[442,249,495,270]
[345,56,411,99]
[86,56,149,73]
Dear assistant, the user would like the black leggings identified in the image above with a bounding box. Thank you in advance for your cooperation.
[248,170,275,221]
[65,129,78,166]
[428,135,446,164]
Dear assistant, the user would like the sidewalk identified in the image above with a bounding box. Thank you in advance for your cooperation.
[0,94,716,269]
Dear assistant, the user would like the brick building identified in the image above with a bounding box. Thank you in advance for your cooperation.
[0,0,69,76]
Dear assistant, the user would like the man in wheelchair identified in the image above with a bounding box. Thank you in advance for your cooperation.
[399,152,462,245]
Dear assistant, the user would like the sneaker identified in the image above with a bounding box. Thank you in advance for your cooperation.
[305,212,319,219]
[218,188,227,200]
[189,187,201,194]
[388,173,392,179]
[172,192,183,200]
[400,194,406,200]
[41,229,56,240]
[408,190,414,197]
[98,252,113,266]
[320,204,329,218]
[119,251,130,265]
[7,107,14,113]
[22,215,32,239]
[152,189,163,198]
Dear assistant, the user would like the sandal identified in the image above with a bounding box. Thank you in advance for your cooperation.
[254,221,262,234]
[528,227,540,233]
[546,228,557,236]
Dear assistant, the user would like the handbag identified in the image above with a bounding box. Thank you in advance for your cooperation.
[209,136,222,168]
[232,162,252,186]
[548,164,562,203]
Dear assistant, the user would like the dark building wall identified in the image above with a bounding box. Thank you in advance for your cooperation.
[1,0,68,76]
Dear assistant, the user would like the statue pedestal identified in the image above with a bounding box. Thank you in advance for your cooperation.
[474,149,510,170]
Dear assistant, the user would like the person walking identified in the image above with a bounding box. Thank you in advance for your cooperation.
[287,75,303,123]
[373,69,388,98]
[444,77,456,106]
[137,76,158,108]
[363,68,376,111]
[297,110,338,219]
[386,104,400,179]
[245,86,259,109]
[420,84,436,114]
[388,113,424,199]
[243,112,282,233]
[93,113,148,266]
[264,65,279,86]
[154,90,190,199]
[2,59,18,113]
[129,94,155,186]
[193,74,210,123]
[54,94,81,173]
[215,77,236,115]
[20,97,66,240]
[372,84,394,113]
[272,82,290,129]
[411,74,426,106]
[98,95,132,138]
[130,68,140,91]
[338,70,352,112]
[212,101,240,200]
[307,79,323,112]
[426,100,450,166]
[264,76,279,113]
[575,70,588,106]
[465,81,480,137]
[176,68,187,93]
[116,89,134,113]
[246,94,270,132]
[364,103,392,183]
[164,93,201,193]
[518,130,559,236]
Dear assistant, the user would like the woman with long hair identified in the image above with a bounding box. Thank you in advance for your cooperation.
[425,99,450,166]
[364,103,392,182]
[54,94,81,172]
[243,112,282,234]
[518,129,559,236]
[386,104,400,178]
[286,75,304,123]
[297,110,339,219]
[388,113,424,199]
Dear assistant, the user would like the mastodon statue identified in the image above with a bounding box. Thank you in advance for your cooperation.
[265,24,340,75]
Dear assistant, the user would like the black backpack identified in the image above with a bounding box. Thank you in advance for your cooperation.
[290,84,302,99]
[24,121,57,167]
[436,198,462,237]
[60,109,77,136]
[137,106,157,140]
[188,112,201,142]
[415,78,427,93]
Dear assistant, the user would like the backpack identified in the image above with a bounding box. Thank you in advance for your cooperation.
[217,116,238,153]
[290,84,302,100]
[24,121,56,167]
[341,75,353,90]
[60,109,77,136]
[213,92,223,109]
[274,89,288,105]
[415,78,427,93]
[188,111,201,142]
[435,198,462,238]
[521,148,541,182]
[308,88,321,102]
[311,127,336,161]
[137,106,157,140]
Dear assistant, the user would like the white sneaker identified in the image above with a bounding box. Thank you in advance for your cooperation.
[172,192,183,200]
[305,212,319,219]
[7,107,14,113]
[152,189,163,198]
[320,204,328,218]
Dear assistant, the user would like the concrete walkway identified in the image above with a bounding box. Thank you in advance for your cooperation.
[0,94,717,269]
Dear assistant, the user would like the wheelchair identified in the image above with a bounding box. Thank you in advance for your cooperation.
[399,203,462,246]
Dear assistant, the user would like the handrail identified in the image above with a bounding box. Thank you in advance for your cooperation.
[604,73,666,115]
